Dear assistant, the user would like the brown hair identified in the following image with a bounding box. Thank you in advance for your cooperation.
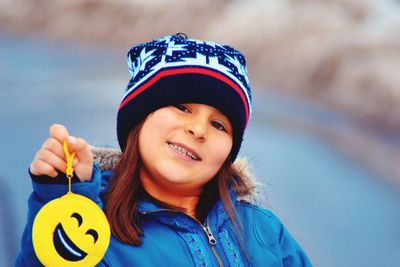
[105,122,251,246]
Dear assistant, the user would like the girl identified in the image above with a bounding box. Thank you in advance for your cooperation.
[16,34,312,266]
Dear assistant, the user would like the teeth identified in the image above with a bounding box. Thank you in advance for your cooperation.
[169,143,198,160]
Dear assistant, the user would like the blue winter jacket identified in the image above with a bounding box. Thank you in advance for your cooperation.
[16,148,312,267]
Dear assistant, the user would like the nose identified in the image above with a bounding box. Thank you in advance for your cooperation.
[185,117,208,141]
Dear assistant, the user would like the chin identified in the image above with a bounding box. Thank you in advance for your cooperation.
[160,173,197,185]
[156,161,215,186]
[157,171,206,188]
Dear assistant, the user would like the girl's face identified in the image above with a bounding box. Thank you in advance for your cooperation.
[138,103,233,195]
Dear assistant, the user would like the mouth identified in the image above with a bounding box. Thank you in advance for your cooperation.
[53,223,87,261]
[167,142,202,161]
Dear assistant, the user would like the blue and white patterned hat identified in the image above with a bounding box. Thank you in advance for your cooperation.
[117,33,252,162]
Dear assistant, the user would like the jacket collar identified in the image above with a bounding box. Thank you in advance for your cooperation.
[136,187,239,231]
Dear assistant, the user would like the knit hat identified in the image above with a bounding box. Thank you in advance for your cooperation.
[117,33,252,162]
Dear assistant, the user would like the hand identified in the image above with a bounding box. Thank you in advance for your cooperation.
[30,124,93,181]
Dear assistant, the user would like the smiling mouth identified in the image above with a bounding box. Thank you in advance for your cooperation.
[167,142,201,161]
[53,223,87,261]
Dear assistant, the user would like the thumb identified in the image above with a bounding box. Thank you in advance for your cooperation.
[67,136,93,181]
[67,136,93,165]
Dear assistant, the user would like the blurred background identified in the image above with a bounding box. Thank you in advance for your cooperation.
[1,0,400,266]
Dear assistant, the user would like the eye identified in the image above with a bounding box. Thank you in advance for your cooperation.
[86,229,99,243]
[211,121,227,132]
[71,212,83,227]
[174,104,190,113]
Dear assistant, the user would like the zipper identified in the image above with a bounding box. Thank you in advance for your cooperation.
[142,209,224,266]
[202,224,217,246]
[204,218,223,267]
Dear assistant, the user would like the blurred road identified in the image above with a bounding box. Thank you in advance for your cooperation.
[1,34,399,267]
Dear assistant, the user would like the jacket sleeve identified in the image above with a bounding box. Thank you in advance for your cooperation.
[277,219,313,267]
[251,207,313,267]
[14,163,103,267]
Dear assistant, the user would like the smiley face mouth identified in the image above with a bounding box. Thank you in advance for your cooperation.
[53,223,88,261]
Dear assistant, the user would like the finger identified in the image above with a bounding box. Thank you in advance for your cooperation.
[68,136,93,165]
[73,157,79,167]
[49,124,70,145]
[30,159,59,178]
[41,137,65,160]
[35,149,67,174]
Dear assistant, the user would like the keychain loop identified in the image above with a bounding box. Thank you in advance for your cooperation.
[63,140,75,194]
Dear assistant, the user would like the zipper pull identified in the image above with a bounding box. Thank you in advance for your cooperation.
[203,225,217,246]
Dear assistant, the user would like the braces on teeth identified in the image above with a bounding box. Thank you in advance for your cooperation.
[169,143,198,160]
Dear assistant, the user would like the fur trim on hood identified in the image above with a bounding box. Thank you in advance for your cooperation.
[90,146,261,202]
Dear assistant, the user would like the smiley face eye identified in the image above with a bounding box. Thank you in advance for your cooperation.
[71,212,83,227]
[86,229,99,243]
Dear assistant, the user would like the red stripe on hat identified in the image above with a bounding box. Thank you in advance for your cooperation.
[119,67,250,126]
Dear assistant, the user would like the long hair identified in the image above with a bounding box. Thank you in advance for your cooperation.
[105,122,252,246]
[104,123,144,245]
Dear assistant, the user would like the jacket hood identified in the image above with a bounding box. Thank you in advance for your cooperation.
[90,146,261,202]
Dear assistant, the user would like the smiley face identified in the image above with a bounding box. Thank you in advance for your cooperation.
[32,193,110,267]
[53,212,96,261]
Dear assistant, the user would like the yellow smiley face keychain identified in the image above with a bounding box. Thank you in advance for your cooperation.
[32,140,111,267]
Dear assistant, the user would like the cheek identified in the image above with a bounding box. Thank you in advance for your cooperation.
[138,117,171,162]
[205,135,232,169]
[138,128,155,163]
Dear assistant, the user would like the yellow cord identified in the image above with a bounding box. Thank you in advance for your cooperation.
[63,140,76,194]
